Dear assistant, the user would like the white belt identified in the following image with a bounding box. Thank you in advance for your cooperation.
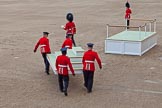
[40,44,46,47]
[85,60,94,63]
[85,60,94,70]
[40,45,46,53]
[58,64,67,74]
[65,45,70,48]
[58,64,67,68]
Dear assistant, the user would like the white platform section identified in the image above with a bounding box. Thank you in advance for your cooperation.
[47,47,84,75]
[105,31,157,56]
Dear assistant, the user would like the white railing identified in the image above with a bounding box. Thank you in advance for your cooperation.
[130,19,156,32]
[106,19,156,38]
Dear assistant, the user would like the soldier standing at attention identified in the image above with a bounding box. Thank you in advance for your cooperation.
[55,47,75,96]
[125,1,132,29]
[62,33,73,49]
[34,32,51,75]
[61,13,76,46]
[82,43,102,93]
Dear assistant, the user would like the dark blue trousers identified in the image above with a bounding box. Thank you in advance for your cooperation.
[83,70,94,92]
[58,74,69,93]
[42,53,50,73]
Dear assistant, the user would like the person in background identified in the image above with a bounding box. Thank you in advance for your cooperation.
[55,47,75,96]
[34,32,51,75]
[61,13,76,46]
[82,43,102,93]
[125,1,132,29]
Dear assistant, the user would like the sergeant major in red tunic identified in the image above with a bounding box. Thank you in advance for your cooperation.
[62,13,77,46]
[64,22,76,35]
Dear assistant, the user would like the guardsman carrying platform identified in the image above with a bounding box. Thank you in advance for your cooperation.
[34,32,51,75]
[62,33,73,49]
[82,43,102,93]
[55,47,75,96]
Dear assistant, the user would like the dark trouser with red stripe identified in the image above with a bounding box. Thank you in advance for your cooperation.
[58,74,69,93]
[83,70,94,92]
[42,53,50,74]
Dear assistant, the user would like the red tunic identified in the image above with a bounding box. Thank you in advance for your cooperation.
[82,50,102,71]
[34,37,51,53]
[62,38,73,49]
[125,8,132,19]
[64,22,76,35]
[56,55,74,75]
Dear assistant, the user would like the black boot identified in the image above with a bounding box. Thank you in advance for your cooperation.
[64,92,68,96]
[87,90,92,93]
[45,70,50,75]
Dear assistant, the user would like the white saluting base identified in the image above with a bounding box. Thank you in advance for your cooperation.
[105,30,157,56]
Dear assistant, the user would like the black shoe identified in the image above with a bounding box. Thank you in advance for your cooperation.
[87,90,92,93]
[84,84,87,88]
[64,92,68,96]
[45,71,50,75]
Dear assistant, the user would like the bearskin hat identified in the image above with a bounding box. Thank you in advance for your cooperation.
[125,1,130,8]
[66,13,73,22]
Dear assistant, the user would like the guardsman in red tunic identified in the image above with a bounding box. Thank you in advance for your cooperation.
[34,32,51,75]
[55,47,75,96]
[82,43,102,93]
[125,1,132,29]
[62,33,73,49]
[61,13,76,46]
